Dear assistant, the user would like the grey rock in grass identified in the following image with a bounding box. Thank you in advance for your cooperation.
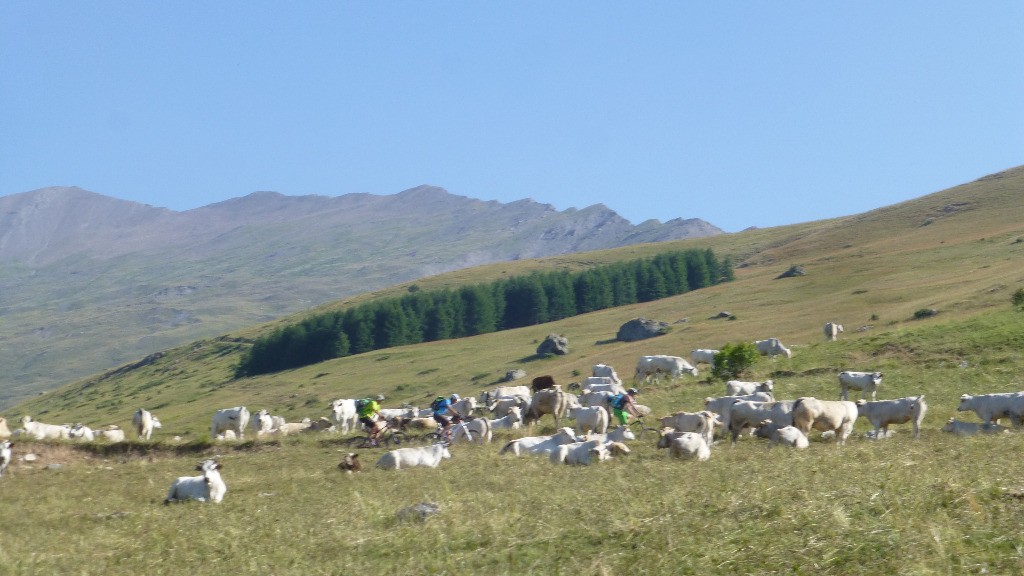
[536,333,569,355]
[616,318,669,342]
[397,502,441,522]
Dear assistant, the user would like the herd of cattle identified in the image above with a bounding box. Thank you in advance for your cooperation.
[1,329,1022,503]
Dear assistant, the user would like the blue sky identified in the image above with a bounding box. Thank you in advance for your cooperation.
[2,2,1021,233]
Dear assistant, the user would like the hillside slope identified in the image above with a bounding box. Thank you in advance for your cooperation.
[0,185,720,407]
[10,165,1023,431]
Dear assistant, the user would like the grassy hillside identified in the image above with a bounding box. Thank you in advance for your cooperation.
[2,166,1024,574]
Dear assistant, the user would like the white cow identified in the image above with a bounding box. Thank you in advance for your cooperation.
[755,338,792,358]
[581,426,637,444]
[727,400,797,444]
[251,409,286,436]
[592,364,623,386]
[549,439,612,465]
[753,419,809,449]
[164,459,226,504]
[94,426,126,442]
[838,371,883,401]
[488,406,523,430]
[375,443,451,470]
[481,386,532,407]
[656,411,718,446]
[487,396,530,418]
[132,408,162,440]
[568,405,610,435]
[725,379,774,397]
[581,377,626,394]
[824,322,844,341]
[20,416,70,440]
[941,418,1010,436]
[328,399,359,434]
[956,392,1024,426]
[657,430,711,461]
[703,392,775,437]
[635,355,698,382]
[498,427,579,456]
[67,424,95,442]
[690,349,719,365]
[855,396,928,438]
[450,417,492,444]
[791,397,858,445]
[578,389,615,411]
[0,417,10,439]
[0,440,11,477]
[211,406,250,440]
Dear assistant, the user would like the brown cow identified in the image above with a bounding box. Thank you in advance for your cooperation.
[532,375,557,393]
[524,387,578,428]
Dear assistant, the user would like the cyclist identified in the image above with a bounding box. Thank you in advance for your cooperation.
[430,393,463,442]
[357,394,385,446]
[609,387,642,426]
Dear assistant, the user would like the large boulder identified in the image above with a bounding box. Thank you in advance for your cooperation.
[536,333,569,356]
[616,318,669,342]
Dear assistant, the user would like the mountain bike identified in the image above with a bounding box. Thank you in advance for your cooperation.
[343,420,409,448]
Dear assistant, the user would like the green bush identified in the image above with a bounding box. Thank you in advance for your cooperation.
[711,342,760,381]
[1012,288,1024,310]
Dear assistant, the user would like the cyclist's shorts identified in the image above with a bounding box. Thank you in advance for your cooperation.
[433,413,451,427]
[359,416,378,429]
[613,408,629,426]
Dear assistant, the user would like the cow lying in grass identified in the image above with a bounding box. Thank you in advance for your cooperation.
[376,444,451,470]
[165,459,226,505]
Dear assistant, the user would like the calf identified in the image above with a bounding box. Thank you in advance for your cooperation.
[164,459,226,504]
[375,443,451,470]
[703,392,775,437]
[838,371,883,402]
[498,427,579,456]
[337,453,362,474]
[941,418,1010,436]
[725,379,774,397]
[93,425,125,442]
[549,440,612,466]
[0,440,11,477]
[581,426,637,444]
[792,397,858,445]
[487,406,523,430]
[656,429,711,461]
[569,405,609,435]
[727,400,796,444]
[132,408,161,440]
[657,411,717,446]
[855,396,928,438]
[753,419,809,449]
[67,424,94,441]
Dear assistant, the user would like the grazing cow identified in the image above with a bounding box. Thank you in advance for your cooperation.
[838,371,883,401]
[656,411,718,446]
[211,406,250,440]
[164,459,226,504]
[725,379,774,397]
[568,405,610,435]
[657,429,711,461]
[20,416,71,440]
[0,440,11,477]
[690,349,719,365]
[956,392,1024,426]
[592,364,623,386]
[67,424,95,442]
[532,375,557,393]
[375,443,451,470]
[855,396,928,438]
[498,427,580,456]
[727,400,797,444]
[635,355,698,382]
[753,419,809,449]
[703,392,775,437]
[824,322,844,341]
[328,399,359,434]
[941,418,1010,436]
[450,417,492,444]
[338,453,362,474]
[549,440,612,466]
[488,406,524,430]
[481,386,532,406]
[754,338,792,358]
[251,409,286,436]
[524,388,577,428]
[132,408,162,440]
[0,417,11,439]
[791,397,858,445]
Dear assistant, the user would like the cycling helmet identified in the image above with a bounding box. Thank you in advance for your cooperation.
[627,387,639,395]
[450,393,461,402]
[375,394,386,401]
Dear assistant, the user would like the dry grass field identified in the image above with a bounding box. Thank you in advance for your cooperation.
[2,166,1023,574]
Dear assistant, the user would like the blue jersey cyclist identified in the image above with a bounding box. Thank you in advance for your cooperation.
[431,394,463,439]
[610,388,642,426]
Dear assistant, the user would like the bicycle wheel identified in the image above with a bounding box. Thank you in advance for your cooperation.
[383,430,409,447]
[343,435,372,448]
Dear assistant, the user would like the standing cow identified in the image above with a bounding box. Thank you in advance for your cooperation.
[635,355,698,382]
[824,322,844,341]
[210,406,250,441]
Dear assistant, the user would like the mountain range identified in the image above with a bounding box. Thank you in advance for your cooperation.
[0,185,722,407]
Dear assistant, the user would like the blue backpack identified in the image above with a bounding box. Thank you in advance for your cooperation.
[610,393,627,410]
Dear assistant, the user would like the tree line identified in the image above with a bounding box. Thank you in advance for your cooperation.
[235,248,733,377]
